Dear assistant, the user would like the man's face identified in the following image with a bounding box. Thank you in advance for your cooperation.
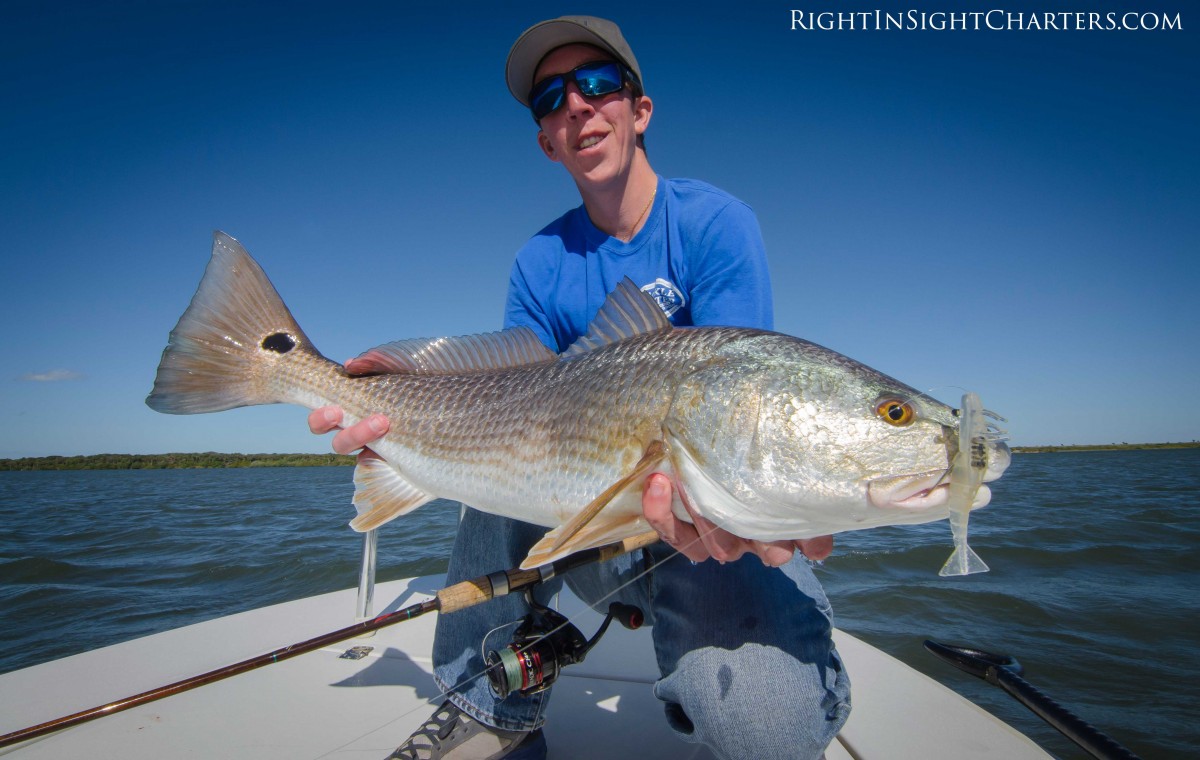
[533,44,650,190]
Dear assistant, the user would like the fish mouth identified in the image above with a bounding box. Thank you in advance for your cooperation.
[868,439,1010,512]
[867,471,992,512]
[986,441,1012,481]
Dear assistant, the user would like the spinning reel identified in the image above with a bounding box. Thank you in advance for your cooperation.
[485,589,644,698]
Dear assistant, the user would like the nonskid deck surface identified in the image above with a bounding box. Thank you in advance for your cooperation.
[0,577,1049,759]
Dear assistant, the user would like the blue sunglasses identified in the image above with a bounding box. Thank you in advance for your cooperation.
[528,60,638,122]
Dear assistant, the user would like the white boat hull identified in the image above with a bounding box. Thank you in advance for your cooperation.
[0,576,1050,759]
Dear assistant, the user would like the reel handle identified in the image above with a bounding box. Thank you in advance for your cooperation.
[608,602,644,630]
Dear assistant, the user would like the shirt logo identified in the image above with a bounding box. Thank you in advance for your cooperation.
[641,278,686,318]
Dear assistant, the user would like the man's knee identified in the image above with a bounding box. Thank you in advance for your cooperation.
[653,643,850,759]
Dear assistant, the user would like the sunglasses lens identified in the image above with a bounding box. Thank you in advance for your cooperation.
[575,62,623,97]
[530,77,565,121]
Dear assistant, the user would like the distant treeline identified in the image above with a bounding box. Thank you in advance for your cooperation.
[0,453,356,471]
[4,442,1198,471]
[1012,442,1199,454]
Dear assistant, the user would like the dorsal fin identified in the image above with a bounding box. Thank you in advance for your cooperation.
[351,326,556,375]
[563,277,672,358]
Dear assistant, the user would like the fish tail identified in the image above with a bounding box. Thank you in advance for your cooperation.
[146,231,324,415]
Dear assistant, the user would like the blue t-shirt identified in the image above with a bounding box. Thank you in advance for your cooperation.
[504,176,773,352]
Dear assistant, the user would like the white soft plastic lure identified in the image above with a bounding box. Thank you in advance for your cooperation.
[939,393,1008,576]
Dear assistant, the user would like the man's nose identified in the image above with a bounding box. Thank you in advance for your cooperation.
[562,81,595,117]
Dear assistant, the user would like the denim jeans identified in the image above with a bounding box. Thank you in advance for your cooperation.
[432,508,852,760]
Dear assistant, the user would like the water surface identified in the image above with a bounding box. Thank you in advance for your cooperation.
[1,451,1196,758]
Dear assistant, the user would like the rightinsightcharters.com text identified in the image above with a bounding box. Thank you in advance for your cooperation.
[789,9,1182,31]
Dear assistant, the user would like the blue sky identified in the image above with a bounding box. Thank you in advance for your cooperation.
[2,1,1195,457]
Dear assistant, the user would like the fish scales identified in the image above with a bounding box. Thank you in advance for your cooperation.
[339,329,754,524]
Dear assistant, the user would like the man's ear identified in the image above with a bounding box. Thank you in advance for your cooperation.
[634,95,653,136]
[537,130,560,162]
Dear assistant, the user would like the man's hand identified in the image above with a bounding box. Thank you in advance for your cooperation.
[307,356,391,457]
[308,405,389,458]
[641,473,833,566]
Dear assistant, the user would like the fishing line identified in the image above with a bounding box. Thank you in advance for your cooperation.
[906,384,969,407]
[479,619,524,666]
[313,471,835,759]
[328,387,1010,752]
[420,383,1013,714]
[312,534,708,758]
[356,492,809,748]
[406,382,1006,718]
[908,385,1009,434]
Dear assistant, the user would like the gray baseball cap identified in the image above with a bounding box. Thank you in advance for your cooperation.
[505,16,643,107]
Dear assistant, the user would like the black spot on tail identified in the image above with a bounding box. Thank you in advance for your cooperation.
[262,332,296,353]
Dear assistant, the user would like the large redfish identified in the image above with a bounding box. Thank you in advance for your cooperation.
[147,232,1009,571]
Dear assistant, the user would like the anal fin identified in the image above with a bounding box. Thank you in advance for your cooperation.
[349,455,435,532]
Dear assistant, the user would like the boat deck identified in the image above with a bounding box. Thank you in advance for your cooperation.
[0,576,1050,759]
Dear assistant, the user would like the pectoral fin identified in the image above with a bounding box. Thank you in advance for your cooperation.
[349,456,435,532]
[522,514,653,569]
[519,441,666,569]
[548,440,666,553]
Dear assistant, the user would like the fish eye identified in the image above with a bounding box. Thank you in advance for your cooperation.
[875,398,916,426]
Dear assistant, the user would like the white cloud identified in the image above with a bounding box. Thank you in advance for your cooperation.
[19,369,85,382]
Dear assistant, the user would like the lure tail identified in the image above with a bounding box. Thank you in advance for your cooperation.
[939,534,990,577]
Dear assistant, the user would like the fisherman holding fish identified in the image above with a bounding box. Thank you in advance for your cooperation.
[310,16,851,760]
[148,11,1005,757]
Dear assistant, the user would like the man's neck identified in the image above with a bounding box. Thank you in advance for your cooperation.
[578,155,658,242]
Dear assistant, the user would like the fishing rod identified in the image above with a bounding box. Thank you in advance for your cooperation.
[924,640,1141,760]
[0,531,659,750]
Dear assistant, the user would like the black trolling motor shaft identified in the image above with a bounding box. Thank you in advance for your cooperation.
[924,640,1141,760]
[0,531,659,750]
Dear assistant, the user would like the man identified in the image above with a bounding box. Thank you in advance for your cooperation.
[311,16,850,760]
